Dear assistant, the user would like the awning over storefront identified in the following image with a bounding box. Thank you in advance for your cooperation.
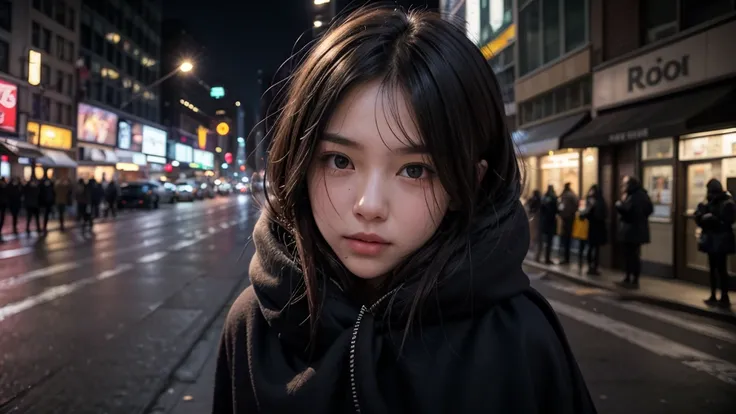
[513,113,588,156]
[37,149,78,167]
[563,86,735,148]
[0,138,45,159]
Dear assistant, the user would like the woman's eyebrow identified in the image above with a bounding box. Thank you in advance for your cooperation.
[323,132,427,154]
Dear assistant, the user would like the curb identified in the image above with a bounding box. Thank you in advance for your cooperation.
[524,259,736,325]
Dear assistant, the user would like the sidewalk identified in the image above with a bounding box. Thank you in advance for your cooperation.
[524,256,736,324]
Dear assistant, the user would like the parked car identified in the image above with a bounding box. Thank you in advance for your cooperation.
[176,182,196,202]
[158,181,178,204]
[119,181,160,209]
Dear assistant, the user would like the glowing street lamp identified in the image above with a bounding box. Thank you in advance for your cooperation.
[179,61,193,73]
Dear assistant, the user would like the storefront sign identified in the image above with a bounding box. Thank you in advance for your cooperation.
[117,120,144,152]
[593,20,736,110]
[197,125,208,149]
[174,143,193,163]
[147,155,167,164]
[78,103,118,146]
[141,125,167,157]
[28,122,73,149]
[116,149,147,166]
[0,79,18,133]
[609,128,650,143]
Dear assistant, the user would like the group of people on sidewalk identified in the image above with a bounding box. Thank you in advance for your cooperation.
[527,176,732,308]
[0,174,122,241]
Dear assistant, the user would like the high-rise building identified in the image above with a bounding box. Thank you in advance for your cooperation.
[78,0,162,123]
[0,0,81,180]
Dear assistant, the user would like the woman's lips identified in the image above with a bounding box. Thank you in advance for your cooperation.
[344,235,390,256]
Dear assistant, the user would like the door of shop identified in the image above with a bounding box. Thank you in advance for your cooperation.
[599,142,637,270]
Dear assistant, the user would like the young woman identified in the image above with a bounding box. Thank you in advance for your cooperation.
[214,6,596,413]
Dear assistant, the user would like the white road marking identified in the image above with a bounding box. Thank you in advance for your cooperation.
[549,299,736,386]
[0,247,34,259]
[0,263,81,289]
[596,296,736,345]
[138,251,169,263]
[0,264,132,321]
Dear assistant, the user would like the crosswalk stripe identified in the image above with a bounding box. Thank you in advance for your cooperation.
[549,299,736,386]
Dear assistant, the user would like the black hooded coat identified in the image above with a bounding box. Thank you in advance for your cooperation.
[213,187,597,414]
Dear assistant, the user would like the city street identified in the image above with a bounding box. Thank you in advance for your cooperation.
[0,196,258,414]
[0,198,735,413]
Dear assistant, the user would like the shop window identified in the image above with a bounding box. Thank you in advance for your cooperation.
[641,0,678,44]
[581,147,598,201]
[643,165,674,219]
[540,150,580,195]
[642,138,674,160]
[681,0,734,30]
[542,0,560,63]
[518,0,541,75]
[679,130,736,161]
[0,1,11,32]
[564,0,586,52]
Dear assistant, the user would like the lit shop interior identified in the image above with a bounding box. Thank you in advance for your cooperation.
[522,148,599,206]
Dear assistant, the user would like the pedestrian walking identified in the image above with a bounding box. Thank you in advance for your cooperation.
[580,184,608,275]
[525,189,543,260]
[558,182,579,264]
[39,174,55,234]
[7,176,22,234]
[24,176,41,235]
[55,177,73,231]
[212,7,596,414]
[615,176,653,288]
[75,178,92,233]
[695,178,733,308]
[540,185,558,264]
[104,179,119,218]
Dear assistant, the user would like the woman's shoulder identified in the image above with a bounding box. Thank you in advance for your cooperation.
[223,286,261,338]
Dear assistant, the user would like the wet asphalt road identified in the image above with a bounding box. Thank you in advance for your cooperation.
[0,196,735,414]
[0,195,258,414]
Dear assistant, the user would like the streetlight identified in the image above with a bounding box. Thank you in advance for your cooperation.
[120,60,194,110]
[235,101,241,107]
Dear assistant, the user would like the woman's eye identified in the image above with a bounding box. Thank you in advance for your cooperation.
[326,154,353,170]
[399,164,431,179]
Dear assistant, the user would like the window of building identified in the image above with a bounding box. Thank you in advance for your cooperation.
[0,1,11,32]
[32,93,41,118]
[681,0,734,30]
[641,0,678,44]
[32,22,41,48]
[0,39,7,73]
[54,101,63,124]
[519,0,542,75]
[64,104,72,126]
[41,63,50,86]
[542,0,560,63]
[94,32,104,56]
[55,1,67,26]
[41,96,51,121]
[66,73,73,96]
[564,0,586,51]
[56,35,65,60]
[42,28,51,53]
[55,69,64,93]
[42,0,53,17]
[33,0,42,10]
[67,8,76,30]
[81,23,91,49]
[66,40,74,63]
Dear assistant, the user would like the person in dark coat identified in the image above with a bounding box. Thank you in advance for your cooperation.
[615,176,653,288]
[6,176,22,234]
[75,178,91,233]
[23,176,42,234]
[39,174,56,234]
[0,177,7,241]
[526,189,543,261]
[580,184,608,276]
[694,178,734,308]
[104,179,119,218]
[558,182,579,264]
[88,178,103,227]
[55,178,73,231]
[539,185,558,264]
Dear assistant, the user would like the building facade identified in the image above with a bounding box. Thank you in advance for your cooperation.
[0,0,80,181]
[564,1,736,286]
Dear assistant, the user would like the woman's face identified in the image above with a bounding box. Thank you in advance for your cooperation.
[308,81,450,281]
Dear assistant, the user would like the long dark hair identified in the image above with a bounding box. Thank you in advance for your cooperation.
[264,5,520,343]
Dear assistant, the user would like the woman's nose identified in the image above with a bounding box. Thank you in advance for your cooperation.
[353,173,388,221]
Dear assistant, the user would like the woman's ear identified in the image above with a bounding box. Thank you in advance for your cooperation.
[477,159,488,183]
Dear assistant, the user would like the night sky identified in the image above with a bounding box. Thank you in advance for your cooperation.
[161,0,440,109]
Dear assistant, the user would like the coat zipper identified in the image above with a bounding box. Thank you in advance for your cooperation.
[349,287,401,413]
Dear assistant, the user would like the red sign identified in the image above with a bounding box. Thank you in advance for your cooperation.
[224,152,233,164]
[0,80,18,133]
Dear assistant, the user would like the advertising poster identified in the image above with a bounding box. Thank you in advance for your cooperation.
[118,120,143,152]
[0,79,18,133]
[78,103,118,146]
[141,125,167,157]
